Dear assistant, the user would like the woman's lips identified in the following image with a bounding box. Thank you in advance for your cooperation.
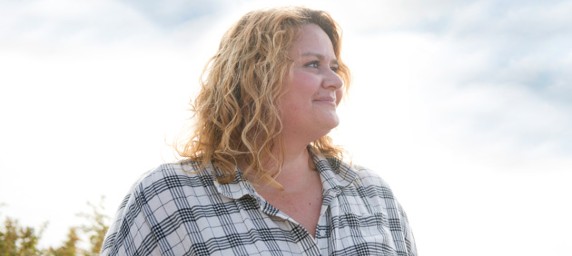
[314,97,336,105]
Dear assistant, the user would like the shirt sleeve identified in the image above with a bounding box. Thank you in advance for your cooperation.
[352,165,418,256]
[398,202,418,256]
[100,182,160,256]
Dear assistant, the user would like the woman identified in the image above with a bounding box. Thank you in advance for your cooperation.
[102,6,416,256]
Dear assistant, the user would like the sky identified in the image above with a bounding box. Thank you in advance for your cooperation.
[1,0,571,255]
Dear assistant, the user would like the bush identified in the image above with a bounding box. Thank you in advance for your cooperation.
[0,199,109,256]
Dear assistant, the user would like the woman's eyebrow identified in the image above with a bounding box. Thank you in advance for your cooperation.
[301,52,338,64]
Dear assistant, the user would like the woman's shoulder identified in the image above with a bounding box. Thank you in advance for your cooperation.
[317,155,392,191]
[335,160,390,186]
[351,164,390,186]
[129,160,214,193]
[334,160,397,198]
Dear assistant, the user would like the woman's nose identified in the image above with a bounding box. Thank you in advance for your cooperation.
[323,69,343,89]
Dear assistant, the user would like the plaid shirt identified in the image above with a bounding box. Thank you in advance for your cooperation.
[101,154,417,256]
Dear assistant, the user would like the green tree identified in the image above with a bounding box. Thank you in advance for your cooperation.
[1,198,110,256]
[47,227,80,256]
[0,217,44,256]
[77,198,109,255]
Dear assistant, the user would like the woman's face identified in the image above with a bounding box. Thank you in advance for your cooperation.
[278,23,343,142]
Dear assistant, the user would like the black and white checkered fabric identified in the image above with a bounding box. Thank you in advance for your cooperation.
[101,154,416,256]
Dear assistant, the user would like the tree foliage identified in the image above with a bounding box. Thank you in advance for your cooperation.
[0,217,43,256]
[0,199,109,256]
[77,199,109,256]
[47,228,80,256]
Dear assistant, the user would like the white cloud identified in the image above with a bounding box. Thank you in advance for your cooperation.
[0,0,149,46]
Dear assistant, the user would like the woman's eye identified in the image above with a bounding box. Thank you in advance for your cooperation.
[330,65,339,72]
[305,61,319,68]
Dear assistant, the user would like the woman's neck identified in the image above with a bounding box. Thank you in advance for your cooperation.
[241,143,316,192]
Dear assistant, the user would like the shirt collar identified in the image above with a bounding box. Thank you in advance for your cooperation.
[211,153,358,200]
[211,164,256,200]
[312,153,357,195]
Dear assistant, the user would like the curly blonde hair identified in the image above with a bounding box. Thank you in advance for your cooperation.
[178,6,351,184]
